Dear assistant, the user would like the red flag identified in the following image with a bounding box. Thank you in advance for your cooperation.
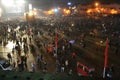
[103,38,109,78]
[104,38,109,68]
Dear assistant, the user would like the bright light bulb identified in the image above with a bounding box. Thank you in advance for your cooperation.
[54,8,58,12]
[67,2,72,6]
[1,0,14,7]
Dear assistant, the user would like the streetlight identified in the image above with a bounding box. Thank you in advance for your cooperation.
[94,2,100,7]
[67,2,72,6]
[54,8,59,13]
[67,2,72,9]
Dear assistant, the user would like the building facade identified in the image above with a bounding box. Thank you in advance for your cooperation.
[75,4,120,15]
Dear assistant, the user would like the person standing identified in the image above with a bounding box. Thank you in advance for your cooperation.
[7,53,12,63]
[31,62,35,72]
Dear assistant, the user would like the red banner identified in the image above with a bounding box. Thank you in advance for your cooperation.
[104,38,109,68]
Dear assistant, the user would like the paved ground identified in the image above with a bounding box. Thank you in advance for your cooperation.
[0,25,119,77]
[0,33,56,73]
[0,35,34,71]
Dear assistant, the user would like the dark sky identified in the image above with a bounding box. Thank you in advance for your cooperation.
[27,0,120,10]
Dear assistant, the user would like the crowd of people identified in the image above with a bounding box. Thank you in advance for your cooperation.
[0,14,119,79]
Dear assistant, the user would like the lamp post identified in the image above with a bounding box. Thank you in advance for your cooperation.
[67,2,72,9]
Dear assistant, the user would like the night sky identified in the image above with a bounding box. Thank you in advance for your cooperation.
[27,0,120,10]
